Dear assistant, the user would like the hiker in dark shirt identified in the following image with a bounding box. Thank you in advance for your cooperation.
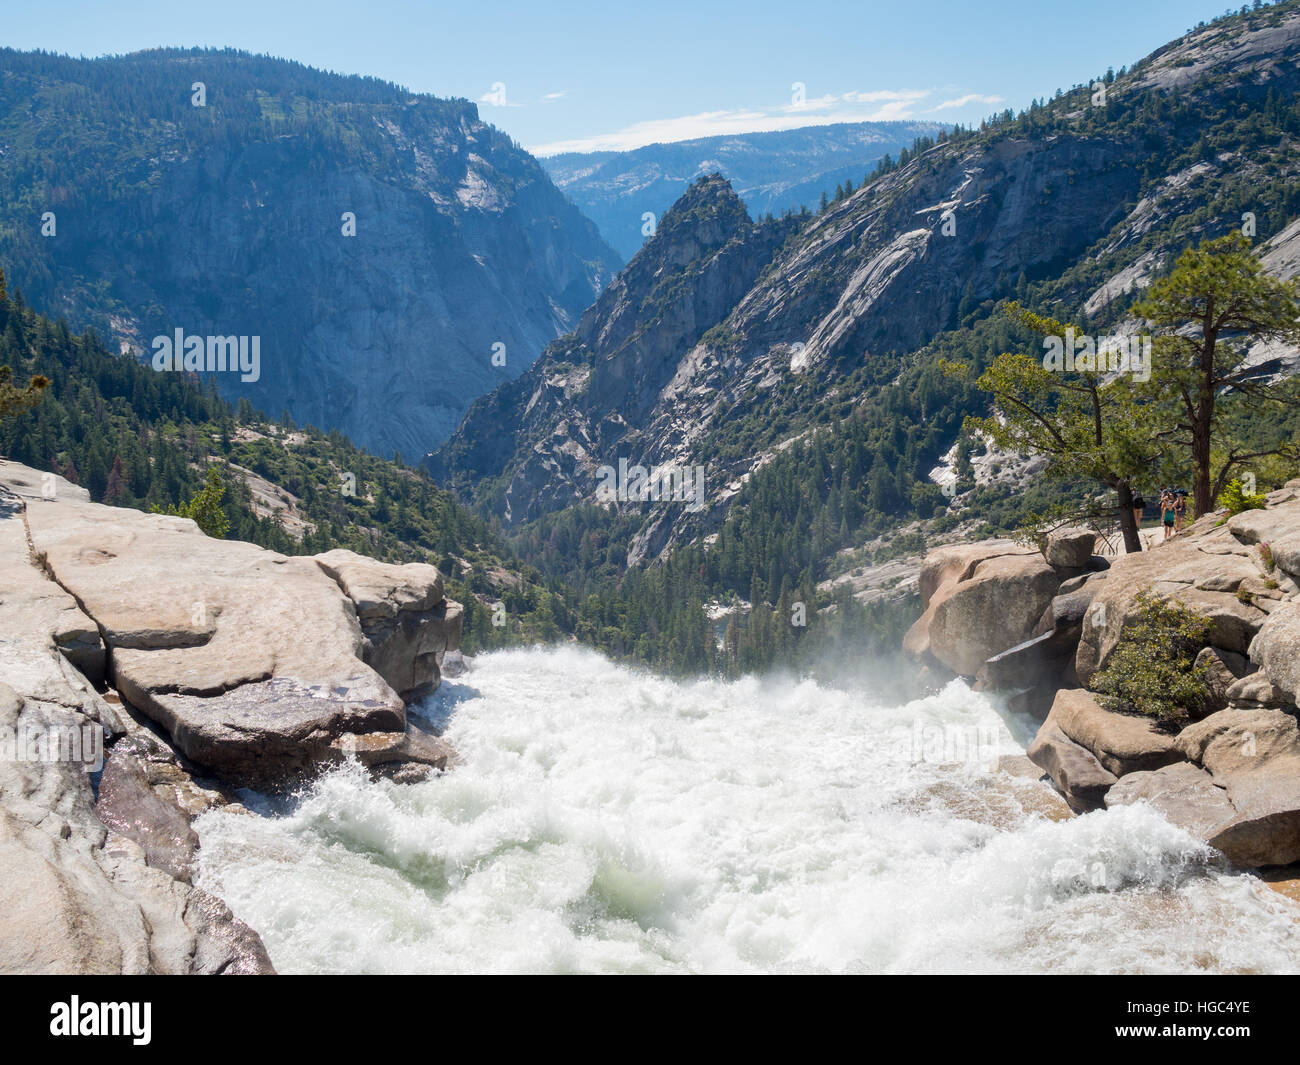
[1131,490,1145,549]
[1174,489,1188,534]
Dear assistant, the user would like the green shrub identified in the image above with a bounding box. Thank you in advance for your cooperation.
[1216,477,1267,516]
[1090,589,1213,726]
[154,467,230,538]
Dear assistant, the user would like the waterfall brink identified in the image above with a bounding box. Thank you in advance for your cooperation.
[196,646,1300,974]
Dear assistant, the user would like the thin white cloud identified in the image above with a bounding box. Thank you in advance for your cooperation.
[926,93,1004,112]
[528,89,946,156]
[542,91,566,102]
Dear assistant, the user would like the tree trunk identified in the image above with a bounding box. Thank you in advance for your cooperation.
[1116,480,1142,554]
[1192,319,1217,518]
[1192,415,1214,518]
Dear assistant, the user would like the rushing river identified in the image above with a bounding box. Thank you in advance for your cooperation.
[195,646,1300,974]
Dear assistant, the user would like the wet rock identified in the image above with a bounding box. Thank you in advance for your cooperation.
[96,737,200,884]
[1043,688,1184,777]
[332,722,456,783]
[440,649,472,678]
[1105,762,1237,840]
[1026,723,1117,812]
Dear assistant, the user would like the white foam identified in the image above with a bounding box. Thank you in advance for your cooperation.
[195,646,1300,973]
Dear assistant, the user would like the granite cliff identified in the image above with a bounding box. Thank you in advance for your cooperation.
[0,459,462,972]
[0,48,620,459]
[904,480,1300,867]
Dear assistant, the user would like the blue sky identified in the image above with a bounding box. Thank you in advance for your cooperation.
[6,0,1247,155]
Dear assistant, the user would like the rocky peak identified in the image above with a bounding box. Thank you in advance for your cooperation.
[437,1,1300,568]
[637,174,754,266]
[433,176,796,528]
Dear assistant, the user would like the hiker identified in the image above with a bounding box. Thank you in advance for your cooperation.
[1131,489,1145,548]
[1174,488,1188,534]
[1161,488,1176,541]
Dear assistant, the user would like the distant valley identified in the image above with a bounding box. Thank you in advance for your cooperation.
[542,120,946,260]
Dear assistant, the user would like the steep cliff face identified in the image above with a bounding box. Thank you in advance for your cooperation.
[435,1,1300,565]
[434,175,796,526]
[0,48,620,459]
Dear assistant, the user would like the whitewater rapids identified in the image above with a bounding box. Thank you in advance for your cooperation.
[195,646,1300,974]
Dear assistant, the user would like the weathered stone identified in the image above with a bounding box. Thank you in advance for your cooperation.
[95,737,200,884]
[0,809,146,974]
[1076,532,1269,684]
[1026,722,1117,812]
[977,631,1067,694]
[1206,811,1300,868]
[1196,646,1249,713]
[0,488,112,707]
[1043,526,1097,569]
[332,722,455,781]
[906,542,1039,663]
[1272,541,1300,581]
[1035,585,1097,638]
[1058,570,1106,595]
[1249,601,1300,705]
[0,460,473,972]
[1105,762,1237,840]
[926,552,1060,676]
[440,649,472,679]
[1228,499,1300,579]
[316,548,464,700]
[0,677,273,974]
[1173,588,1268,654]
[314,548,445,618]
[1044,687,1183,777]
[12,481,461,787]
[1176,708,1300,774]
[0,478,267,974]
[1225,671,1294,710]
[115,675,404,790]
[1174,709,1300,866]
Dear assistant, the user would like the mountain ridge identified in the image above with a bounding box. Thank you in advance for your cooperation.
[434,0,1300,594]
[0,45,620,458]
[543,119,947,259]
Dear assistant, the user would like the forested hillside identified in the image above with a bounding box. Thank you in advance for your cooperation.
[433,0,1300,675]
[0,46,618,458]
[0,272,578,654]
